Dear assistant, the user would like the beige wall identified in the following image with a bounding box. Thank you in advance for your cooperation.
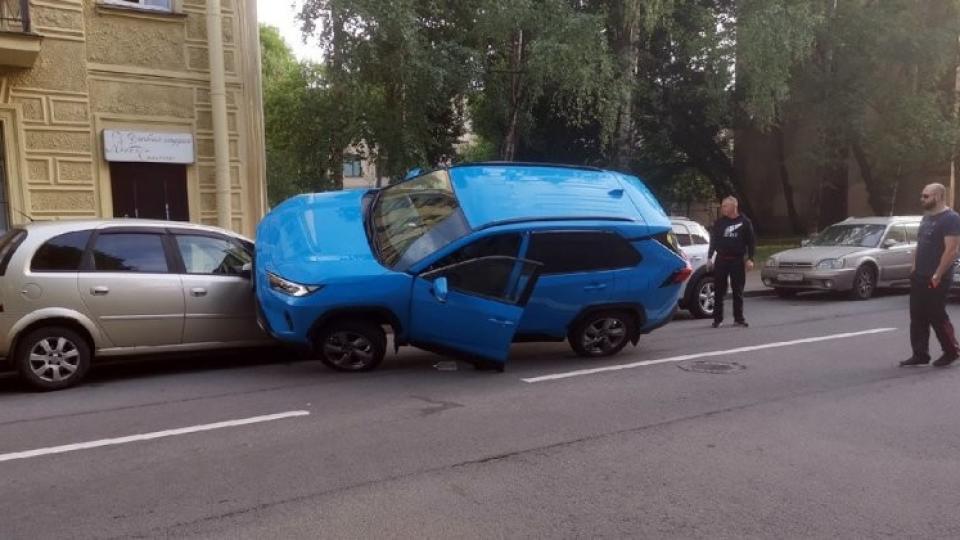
[0,0,266,237]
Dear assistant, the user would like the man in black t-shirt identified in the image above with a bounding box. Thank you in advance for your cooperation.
[708,196,756,328]
[901,183,960,367]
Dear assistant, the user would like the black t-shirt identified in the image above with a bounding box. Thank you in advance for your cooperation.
[915,209,960,278]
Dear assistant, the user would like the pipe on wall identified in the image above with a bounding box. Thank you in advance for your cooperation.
[206,0,232,230]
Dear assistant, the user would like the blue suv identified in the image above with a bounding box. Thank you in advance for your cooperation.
[255,163,689,372]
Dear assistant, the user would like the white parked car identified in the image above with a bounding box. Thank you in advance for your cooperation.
[671,217,714,318]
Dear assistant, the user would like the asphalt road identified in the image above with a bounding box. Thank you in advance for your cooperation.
[3,289,960,539]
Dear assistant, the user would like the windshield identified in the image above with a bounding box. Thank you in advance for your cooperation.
[811,224,886,248]
[370,170,460,267]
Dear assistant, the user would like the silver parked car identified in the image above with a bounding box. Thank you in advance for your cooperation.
[671,217,715,318]
[761,216,921,300]
[0,220,272,391]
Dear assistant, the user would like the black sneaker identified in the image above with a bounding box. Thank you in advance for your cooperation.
[932,352,959,367]
[899,357,930,367]
[734,320,749,328]
[712,321,723,328]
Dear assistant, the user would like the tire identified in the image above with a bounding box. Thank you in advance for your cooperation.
[14,326,91,391]
[774,288,798,299]
[848,265,876,301]
[569,310,635,358]
[315,319,386,372]
[688,276,716,319]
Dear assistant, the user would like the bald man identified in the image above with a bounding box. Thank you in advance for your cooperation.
[901,183,960,367]
[708,196,756,328]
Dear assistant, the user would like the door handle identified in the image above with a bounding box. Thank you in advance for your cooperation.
[583,283,608,291]
[488,318,515,327]
[190,287,208,297]
[90,286,109,296]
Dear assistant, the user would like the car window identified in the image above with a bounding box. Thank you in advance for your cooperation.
[905,223,920,243]
[527,232,641,275]
[425,256,540,304]
[175,234,251,276]
[0,228,27,276]
[370,171,460,267]
[884,224,908,245]
[671,224,692,246]
[91,233,169,273]
[691,224,710,245]
[427,234,521,272]
[31,230,92,272]
[811,224,886,248]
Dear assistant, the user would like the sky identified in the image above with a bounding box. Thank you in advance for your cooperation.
[256,0,325,63]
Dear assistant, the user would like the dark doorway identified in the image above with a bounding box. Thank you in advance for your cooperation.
[110,162,189,221]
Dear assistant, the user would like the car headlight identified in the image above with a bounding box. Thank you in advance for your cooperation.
[817,258,844,270]
[267,272,322,297]
[765,257,777,268]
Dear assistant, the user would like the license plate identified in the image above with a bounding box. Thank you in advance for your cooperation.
[777,273,803,282]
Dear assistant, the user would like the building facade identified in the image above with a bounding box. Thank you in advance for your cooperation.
[0,0,266,237]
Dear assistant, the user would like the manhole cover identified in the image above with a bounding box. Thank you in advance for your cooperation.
[678,360,745,374]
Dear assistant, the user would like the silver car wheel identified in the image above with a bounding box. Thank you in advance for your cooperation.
[581,317,627,355]
[323,331,375,370]
[698,280,715,315]
[28,336,81,383]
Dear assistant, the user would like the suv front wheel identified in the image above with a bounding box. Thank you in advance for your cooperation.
[15,326,91,391]
[315,319,387,372]
[569,311,635,358]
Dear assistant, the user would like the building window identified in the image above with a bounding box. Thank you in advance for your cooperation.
[101,0,174,13]
[343,157,363,178]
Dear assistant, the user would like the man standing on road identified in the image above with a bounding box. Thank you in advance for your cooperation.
[901,183,960,367]
[708,196,756,328]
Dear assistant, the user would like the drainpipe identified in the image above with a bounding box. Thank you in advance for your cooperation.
[206,0,232,229]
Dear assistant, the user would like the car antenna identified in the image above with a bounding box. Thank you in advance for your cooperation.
[9,206,33,223]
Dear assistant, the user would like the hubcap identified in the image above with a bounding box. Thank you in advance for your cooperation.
[29,337,81,383]
[324,331,375,370]
[698,281,715,314]
[858,272,873,297]
[581,317,627,354]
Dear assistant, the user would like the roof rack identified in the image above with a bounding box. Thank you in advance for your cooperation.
[451,161,605,173]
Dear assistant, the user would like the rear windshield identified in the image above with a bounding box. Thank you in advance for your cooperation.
[0,228,27,276]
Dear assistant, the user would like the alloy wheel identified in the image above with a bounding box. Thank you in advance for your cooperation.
[28,337,81,383]
[581,317,627,355]
[323,331,376,370]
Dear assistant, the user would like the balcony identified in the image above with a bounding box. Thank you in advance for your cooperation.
[0,0,41,68]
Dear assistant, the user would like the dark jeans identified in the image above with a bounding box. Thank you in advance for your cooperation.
[910,274,959,360]
[714,256,746,323]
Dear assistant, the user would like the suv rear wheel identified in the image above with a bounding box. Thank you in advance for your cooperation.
[569,310,635,358]
[15,326,91,391]
[315,319,386,372]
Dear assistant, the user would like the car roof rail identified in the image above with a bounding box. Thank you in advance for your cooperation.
[451,161,606,173]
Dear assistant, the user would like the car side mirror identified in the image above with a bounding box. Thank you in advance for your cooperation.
[432,277,449,303]
[882,238,898,249]
[240,262,253,279]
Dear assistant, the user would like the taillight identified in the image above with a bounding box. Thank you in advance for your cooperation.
[661,264,693,287]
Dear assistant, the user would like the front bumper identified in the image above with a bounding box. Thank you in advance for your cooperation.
[760,267,857,291]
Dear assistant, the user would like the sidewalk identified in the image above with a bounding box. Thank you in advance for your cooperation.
[743,270,772,298]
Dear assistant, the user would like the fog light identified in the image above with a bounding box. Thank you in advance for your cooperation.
[824,280,834,288]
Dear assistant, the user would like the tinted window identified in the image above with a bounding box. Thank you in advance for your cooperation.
[426,256,540,304]
[691,223,710,245]
[176,235,251,275]
[31,230,91,272]
[92,233,168,273]
[0,229,27,276]
[429,234,521,272]
[527,232,641,274]
[671,224,692,246]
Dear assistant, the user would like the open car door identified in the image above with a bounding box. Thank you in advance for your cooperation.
[408,256,542,369]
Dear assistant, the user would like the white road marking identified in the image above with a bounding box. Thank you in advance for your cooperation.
[522,328,897,383]
[0,410,310,463]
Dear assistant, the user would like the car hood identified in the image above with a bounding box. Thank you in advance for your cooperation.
[771,245,869,263]
[255,190,389,284]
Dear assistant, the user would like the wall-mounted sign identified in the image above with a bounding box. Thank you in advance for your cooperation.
[103,130,195,164]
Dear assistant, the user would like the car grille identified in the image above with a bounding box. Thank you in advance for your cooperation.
[778,262,814,269]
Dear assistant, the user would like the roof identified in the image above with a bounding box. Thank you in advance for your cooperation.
[448,164,665,230]
[838,215,922,225]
